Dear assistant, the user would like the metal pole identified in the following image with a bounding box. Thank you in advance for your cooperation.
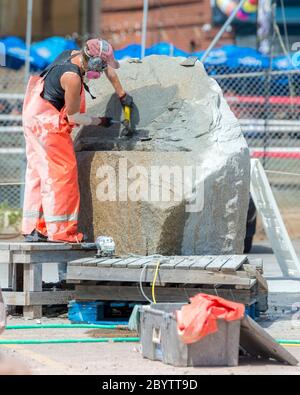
[86,0,101,37]
[91,0,101,36]
[24,0,33,84]
[201,0,247,63]
[22,0,33,209]
[141,0,149,59]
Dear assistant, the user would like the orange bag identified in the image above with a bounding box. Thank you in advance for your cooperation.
[176,294,245,345]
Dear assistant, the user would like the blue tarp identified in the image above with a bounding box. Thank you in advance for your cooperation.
[31,36,78,65]
[0,36,78,70]
[0,36,299,73]
[0,36,47,70]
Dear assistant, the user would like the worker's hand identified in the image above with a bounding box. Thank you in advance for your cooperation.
[99,117,113,128]
[120,93,133,108]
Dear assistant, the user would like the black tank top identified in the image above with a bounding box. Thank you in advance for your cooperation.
[41,50,82,111]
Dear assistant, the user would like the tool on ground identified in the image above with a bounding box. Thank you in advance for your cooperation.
[180,56,198,67]
[128,58,143,64]
[95,236,116,258]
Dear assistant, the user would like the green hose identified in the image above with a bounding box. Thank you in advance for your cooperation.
[277,340,300,345]
[6,324,127,330]
[0,338,140,345]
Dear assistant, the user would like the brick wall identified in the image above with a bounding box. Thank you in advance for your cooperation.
[100,0,234,52]
[0,0,80,40]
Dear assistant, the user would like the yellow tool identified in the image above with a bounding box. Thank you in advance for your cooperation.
[122,105,133,137]
[111,105,134,138]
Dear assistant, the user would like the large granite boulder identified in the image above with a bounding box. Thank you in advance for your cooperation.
[76,56,250,256]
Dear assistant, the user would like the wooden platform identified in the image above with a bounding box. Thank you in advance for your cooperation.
[0,242,96,319]
[67,255,268,311]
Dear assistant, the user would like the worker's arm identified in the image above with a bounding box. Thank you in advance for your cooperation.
[61,72,111,127]
[105,67,134,107]
[105,66,126,98]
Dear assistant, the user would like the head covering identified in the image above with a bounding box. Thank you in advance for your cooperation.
[85,39,120,69]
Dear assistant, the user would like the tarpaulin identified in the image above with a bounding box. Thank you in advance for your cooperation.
[176,294,245,345]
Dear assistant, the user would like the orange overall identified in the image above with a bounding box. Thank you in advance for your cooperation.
[22,72,85,243]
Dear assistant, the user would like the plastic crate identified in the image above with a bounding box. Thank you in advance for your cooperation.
[68,301,104,324]
[68,301,130,325]
[139,303,241,367]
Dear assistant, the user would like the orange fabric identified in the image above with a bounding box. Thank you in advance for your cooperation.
[22,75,86,243]
[176,294,245,345]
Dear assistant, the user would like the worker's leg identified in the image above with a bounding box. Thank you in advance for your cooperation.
[40,130,83,243]
[22,134,47,237]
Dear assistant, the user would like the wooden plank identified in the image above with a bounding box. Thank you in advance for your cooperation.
[190,256,215,270]
[2,292,26,306]
[0,251,12,264]
[0,243,10,251]
[221,256,248,273]
[97,258,122,268]
[23,264,43,293]
[28,291,76,306]
[9,243,71,251]
[160,257,184,270]
[81,258,104,267]
[2,291,76,306]
[68,257,96,267]
[147,258,167,269]
[248,258,264,274]
[112,257,140,268]
[243,264,269,313]
[205,256,232,272]
[176,258,198,270]
[8,242,95,252]
[75,285,254,305]
[240,316,298,366]
[127,258,153,269]
[12,250,95,264]
[23,263,43,319]
[67,266,256,288]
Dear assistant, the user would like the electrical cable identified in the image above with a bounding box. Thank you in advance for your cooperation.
[151,259,161,304]
[139,255,163,304]
[139,261,155,304]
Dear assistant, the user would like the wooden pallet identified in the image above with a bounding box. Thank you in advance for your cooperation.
[0,243,96,319]
[67,255,267,309]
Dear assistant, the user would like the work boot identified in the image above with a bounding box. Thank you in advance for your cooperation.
[24,230,48,243]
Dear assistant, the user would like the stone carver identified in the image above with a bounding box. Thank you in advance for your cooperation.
[22,38,133,243]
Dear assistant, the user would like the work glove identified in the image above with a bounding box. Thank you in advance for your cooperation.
[99,117,113,128]
[120,93,134,108]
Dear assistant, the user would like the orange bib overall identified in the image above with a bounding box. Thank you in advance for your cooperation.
[22,73,85,243]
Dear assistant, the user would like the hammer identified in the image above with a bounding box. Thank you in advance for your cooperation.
[111,105,134,137]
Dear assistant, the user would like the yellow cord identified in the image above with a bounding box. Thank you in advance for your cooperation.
[152,260,161,304]
[279,343,300,348]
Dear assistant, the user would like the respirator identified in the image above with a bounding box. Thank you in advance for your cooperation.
[86,56,108,80]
